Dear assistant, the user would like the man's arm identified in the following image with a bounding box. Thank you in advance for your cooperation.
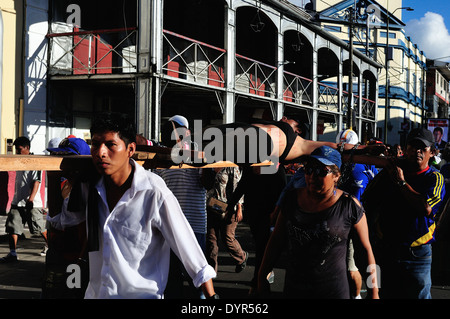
[387,162,436,216]
[27,180,40,207]
[200,279,217,298]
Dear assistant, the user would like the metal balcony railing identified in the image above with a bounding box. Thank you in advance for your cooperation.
[163,29,226,87]
[47,26,138,75]
[318,82,340,112]
[341,92,376,120]
[234,54,277,97]
[47,26,376,119]
[361,96,376,120]
[282,71,313,105]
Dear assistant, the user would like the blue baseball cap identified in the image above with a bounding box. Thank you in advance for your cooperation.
[47,137,91,155]
[302,145,342,169]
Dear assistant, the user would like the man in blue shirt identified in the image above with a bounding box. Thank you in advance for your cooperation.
[337,129,378,202]
[362,127,445,299]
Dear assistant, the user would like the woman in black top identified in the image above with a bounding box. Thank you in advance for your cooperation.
[256,146,379,299]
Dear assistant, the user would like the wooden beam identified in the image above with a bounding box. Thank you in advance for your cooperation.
[0,154,273,172]
[0,155,93,172]
[0,151,388,172]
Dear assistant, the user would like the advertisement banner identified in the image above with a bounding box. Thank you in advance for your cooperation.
[427,118,449,150]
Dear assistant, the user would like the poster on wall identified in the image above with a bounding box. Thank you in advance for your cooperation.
[427,118,449,150]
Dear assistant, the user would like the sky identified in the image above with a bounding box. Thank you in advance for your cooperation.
[287,1,450,61]
[401,0,450,62]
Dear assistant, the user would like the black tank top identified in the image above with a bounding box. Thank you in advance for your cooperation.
[250,119,297,163]
[206,120,296,164]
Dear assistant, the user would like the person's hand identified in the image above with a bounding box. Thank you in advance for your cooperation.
[364,144,387,156]
[234,205,243,222]
[385,158,405,185]
[269,206,280,226]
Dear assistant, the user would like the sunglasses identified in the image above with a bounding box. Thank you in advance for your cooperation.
[304,164,332,177]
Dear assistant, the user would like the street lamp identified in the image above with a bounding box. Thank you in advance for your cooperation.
[384,6,414,144]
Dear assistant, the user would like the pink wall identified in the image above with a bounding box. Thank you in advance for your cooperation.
[0,171,47,214]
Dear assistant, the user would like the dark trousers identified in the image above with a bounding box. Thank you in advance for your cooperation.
[247,211,271,286]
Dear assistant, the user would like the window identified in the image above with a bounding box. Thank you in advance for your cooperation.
[406,69,410,93]
[324,25,342,33]
[380,31,396,39]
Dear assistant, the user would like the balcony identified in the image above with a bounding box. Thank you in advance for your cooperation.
[162,29,344,112]
[46,26,375,119]
[162,29,226,87]
[47,24,137,76]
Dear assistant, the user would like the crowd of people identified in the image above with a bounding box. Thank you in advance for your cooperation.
[0,112,449,300]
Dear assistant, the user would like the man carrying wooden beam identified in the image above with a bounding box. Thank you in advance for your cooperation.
[47,112,218,299]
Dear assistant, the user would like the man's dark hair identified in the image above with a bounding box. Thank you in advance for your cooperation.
[13,136,31,148]
[285,115,307,138]
[90,112,136,146]
[433,127,443,134]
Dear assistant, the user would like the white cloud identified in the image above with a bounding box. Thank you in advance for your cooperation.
[405,12,450,61]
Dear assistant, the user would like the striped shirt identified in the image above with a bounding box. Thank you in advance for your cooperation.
[154,168,206,234]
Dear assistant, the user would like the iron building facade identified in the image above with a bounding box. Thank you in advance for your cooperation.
[23,0,382,153]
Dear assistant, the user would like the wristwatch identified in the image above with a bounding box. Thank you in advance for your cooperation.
[397,180,407,187]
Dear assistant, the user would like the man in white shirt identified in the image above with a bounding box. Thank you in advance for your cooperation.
[51,112,217,299]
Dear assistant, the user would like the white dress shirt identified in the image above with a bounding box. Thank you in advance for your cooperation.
[50,159,216,298]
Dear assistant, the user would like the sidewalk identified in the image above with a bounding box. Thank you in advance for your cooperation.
[0,214,46,299]
[1,213,450,299]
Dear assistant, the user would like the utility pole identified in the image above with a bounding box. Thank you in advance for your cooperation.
[347,0,372,131]
[383,6,414,144]
[384,1,390,144]
[347,2,356,131]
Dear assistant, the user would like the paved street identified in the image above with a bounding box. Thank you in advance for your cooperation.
[1,213,450,300]
[0,214,285,300]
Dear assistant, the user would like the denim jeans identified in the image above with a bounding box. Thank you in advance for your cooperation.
[380,244,432,299]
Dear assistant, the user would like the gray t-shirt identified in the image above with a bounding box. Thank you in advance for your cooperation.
[282,191,363,299]
[12,170,43,208]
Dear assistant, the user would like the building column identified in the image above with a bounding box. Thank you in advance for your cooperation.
[275,30,284,120]
[135,0,152,138]
[224,5,236,124]
[338,48,344,131]
[357,71,363,134]
[311,34,319,141]
[136,0,163,140]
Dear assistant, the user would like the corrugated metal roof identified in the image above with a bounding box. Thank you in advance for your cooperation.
[276,0,312,20]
